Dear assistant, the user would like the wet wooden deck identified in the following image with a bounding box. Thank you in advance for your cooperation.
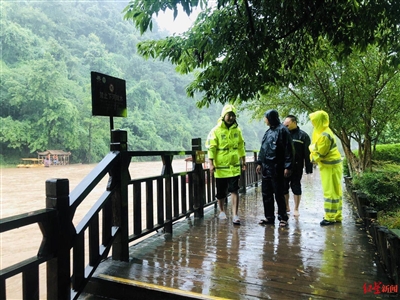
[82,169,393,299]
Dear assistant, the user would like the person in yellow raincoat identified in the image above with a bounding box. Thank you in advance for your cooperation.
[309,110,343,226]
[206,104,246,225]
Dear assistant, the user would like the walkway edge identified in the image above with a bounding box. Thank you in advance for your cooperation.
[98,274,230,300]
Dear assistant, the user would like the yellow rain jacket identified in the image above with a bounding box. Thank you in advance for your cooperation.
[309,110,343,222]
[206,105,246,178]
[309,111,342,166]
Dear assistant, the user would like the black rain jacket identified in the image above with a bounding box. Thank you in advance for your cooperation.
[290,126,313,174]
[257,110,295,177]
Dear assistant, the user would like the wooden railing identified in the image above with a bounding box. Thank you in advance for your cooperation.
[0,131,261,300]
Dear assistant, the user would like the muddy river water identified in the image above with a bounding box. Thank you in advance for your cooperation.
[0,159,189,299]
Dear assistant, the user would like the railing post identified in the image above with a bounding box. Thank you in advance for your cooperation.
[253,151,259,187]
[192,138,205,218]
[239,156,247,194]
[161,154,173,234]
[109,129,130,261]
[45,178,71,300]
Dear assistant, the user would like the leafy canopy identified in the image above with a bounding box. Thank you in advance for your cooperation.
[245,44,400,173]
[124,0,400,106]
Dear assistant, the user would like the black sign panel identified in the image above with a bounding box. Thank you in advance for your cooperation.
[91,72,127,117]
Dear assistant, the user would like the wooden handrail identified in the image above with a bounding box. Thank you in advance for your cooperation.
[0,209,56,233]
[0,131,261,300]
[69,152,118,212]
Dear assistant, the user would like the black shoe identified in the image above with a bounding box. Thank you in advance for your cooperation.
[320,219,334,226]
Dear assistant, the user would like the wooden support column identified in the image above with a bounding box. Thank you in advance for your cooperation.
[161,154,173,234]
[45,178,71,300]
[192,138,205,218]
[109,129,130,261]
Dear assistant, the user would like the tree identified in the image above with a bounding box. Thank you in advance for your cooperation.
[1,54,81,153]
[1,0,297,164]
[124,0,400,106]
[246,45,400,174]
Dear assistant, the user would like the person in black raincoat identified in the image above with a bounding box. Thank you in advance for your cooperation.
[283,115,313,216]
[256,109,295,227]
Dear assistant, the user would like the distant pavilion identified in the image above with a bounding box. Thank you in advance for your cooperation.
[37,150,71,165]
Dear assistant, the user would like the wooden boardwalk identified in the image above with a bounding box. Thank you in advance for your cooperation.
[82,169,393,299]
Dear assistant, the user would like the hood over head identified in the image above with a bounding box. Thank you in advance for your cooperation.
[264,109,281,126]
[309,110,329,133]
[220,104,237,118]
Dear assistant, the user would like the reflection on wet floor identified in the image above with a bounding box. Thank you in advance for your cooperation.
[92,168,392,299]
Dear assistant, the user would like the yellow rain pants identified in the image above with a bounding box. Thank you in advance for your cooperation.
[309,110,343,222]
[320,163,343,222]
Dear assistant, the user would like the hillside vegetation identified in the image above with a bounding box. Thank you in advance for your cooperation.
[0,1,265,164]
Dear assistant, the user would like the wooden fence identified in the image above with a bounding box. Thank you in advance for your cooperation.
[0,131,261,300]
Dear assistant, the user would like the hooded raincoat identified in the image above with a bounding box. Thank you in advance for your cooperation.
[256,109,294,222]
[257,110,294,174]
[309,110,343,222]
[206,105,246,178]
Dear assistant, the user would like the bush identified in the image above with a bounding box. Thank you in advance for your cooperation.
[342,144,399,176]
[352,169,400,212]
[346,143,400,229]
[378,209,400,230]
[373,143,400,163]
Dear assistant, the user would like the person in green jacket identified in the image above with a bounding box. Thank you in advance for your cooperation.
[309,110,343,226]
[206,104,246,225]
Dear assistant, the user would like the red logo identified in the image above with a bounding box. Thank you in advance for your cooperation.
[363,282,398,295]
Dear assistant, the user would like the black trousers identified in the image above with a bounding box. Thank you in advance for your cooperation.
[261,170,288,222]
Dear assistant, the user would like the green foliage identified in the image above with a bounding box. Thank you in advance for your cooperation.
[124,0,400,175]
[378,122,400,145]
[248,45,400,173]
[349,143,400,228]
[345,143,400,228]
[372,143,400,164]
[342,157,349,177]
[352,167,400,212]
[0,1,264,164]
[377,209,400,230]
[124,0,400,106]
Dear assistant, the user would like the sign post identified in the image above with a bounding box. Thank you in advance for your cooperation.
[91,71,127,135]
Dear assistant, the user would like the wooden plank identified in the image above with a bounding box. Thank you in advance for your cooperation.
[0,209,55,233]
[0,279,5,299]
[165,177,173,234]
[133,181,142,235]
[89,215,100,266]
[72,233,85,290]
[89,169,393,299]
[0,257,46,280]
[102,200,112,244]
[157,178,164,226]
[180,175,187,213]
[146,179,154,230]
[173,176,179,218]
[23,265,39,300]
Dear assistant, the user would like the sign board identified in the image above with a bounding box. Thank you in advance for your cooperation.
[195,151,206,164]
[91,72,127,117]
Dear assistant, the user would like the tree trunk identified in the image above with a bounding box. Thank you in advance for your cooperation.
[362,138,372,172]
[339,130,360,176]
